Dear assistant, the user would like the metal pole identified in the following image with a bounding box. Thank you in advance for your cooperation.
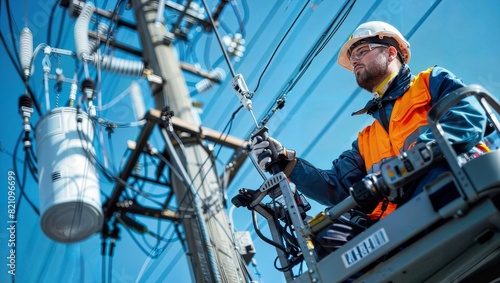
[130,1,246,282]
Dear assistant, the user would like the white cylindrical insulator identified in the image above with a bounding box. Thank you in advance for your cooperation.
[69,82,77,100]
[88,22,109,53]
[99,55,144,77]
[35,107,103,243]
[74,2,95,60]
[20,27,33,78]
[129,81,145,120]
[195,79,212,94]
[155,0,166,25]
[96,22,109,36]
[195,67,226,94]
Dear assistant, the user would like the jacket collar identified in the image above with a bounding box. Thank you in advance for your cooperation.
[352,65,413,116]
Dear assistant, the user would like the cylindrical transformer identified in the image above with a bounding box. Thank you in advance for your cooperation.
[36,107,103,243]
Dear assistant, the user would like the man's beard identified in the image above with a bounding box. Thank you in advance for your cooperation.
[355,58,388,92]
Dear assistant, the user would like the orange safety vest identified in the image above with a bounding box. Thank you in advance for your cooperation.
[358,67,433,220]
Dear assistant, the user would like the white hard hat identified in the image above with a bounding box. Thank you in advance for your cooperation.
[338,21,411,70]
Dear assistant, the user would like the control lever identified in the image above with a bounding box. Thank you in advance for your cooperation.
[232,188,265,209]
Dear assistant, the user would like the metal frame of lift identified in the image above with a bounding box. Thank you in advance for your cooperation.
[246,85,500,283]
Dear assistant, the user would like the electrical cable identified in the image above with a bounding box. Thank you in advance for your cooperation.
[253,0,310,94]
[75,109,164,206]
[0,30,21,75]
[102,0,125,57]
[102,248,107,283]
[208,1,311,130]
[154,243,189,280]
[46,0,60,45]
[76,116,114,182]
[14,154,28,220]
[273,256,294,273]
[252,210,288,253]
[187,30,202,64]
[26,149,39,183]
[95,78,147,110]
[0,142,24,165]
[107,127,118,173]
[133,223,185,282]
[6,0,21,67]
[154,105,244,211]
[122,223,152,256]
[108,221,120,283]
[217,1,350,136]
[240,0,250,28]
[12,130,40,216]
[200,0,236,78]
[255,0,357,131]
[54,7,67,48]
[229,0,246,38]
[199,1,282,122]
[203,33,214,71]
[219,20,233,35]
[141,233,155,250]
[101,221,109,283]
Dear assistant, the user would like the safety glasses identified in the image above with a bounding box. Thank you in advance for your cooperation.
[349,43,388,65]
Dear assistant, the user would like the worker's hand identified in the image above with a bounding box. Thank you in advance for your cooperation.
[251,136,296,173]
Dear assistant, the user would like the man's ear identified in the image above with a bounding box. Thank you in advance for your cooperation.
[387,46,398,62]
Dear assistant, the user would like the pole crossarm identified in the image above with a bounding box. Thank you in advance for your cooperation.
[116,199,180,221]
[104,107,248,221]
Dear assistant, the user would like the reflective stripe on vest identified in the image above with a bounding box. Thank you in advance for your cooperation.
[358,67,433,220]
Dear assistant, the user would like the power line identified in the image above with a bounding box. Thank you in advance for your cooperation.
[200,1,285,120]
[5,0,21,67]
[46,0,60,45]
[210,1,318,131]
[256,0,357,131]
[253,0,311,94]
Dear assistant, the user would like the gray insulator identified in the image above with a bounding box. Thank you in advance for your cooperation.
[20,27,33,77]
[88,22,109,54]
[98,55,144,77]
[74,2,95,60]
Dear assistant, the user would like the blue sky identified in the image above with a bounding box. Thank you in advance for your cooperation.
[1,0,500,282]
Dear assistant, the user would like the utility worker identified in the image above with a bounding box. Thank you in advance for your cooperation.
[252,21,486,255]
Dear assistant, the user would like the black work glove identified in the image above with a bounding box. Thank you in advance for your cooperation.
[251,136,296,173]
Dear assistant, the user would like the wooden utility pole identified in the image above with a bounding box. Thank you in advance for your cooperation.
[130,1,246,282]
